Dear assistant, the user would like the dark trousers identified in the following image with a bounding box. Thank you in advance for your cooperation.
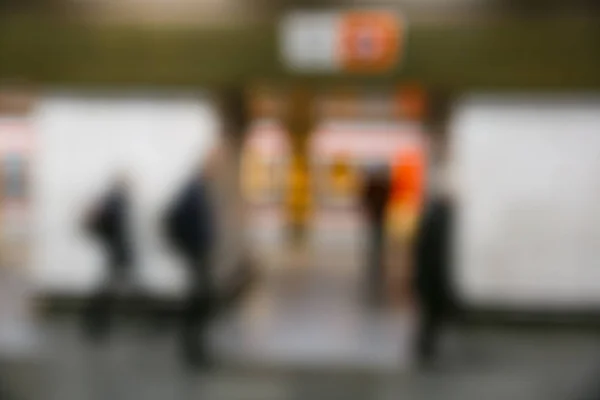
[416,300,463,365]
[82,261,129,341]
[180,254,214,365]
[416,305,444,363]
[366,221,385,302]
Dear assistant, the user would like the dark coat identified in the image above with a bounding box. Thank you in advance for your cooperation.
[87,187,132,269]
[414,197,457,313]
[362,176,391,225]
[164,178,215,262]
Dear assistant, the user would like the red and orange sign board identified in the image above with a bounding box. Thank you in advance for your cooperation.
[338,12,404,73]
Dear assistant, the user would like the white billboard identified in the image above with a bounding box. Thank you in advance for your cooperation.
[31,93,218,296]
[453,95,600,308]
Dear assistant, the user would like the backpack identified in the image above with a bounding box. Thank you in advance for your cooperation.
[163,195,187,253]
[163,180,215,256]
[85,202,111,241]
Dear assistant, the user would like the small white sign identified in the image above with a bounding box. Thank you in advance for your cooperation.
[280,12,342,72]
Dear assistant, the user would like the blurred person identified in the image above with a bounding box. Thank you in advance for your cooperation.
[163,156,217,369]
[82,174,134,341]
[329,153,359,199]
[412,163,460,368]
[361,164,392,305]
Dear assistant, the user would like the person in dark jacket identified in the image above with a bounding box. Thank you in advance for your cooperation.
[164,164,216,368]
[413,190,459,367]
[82,176,134,341]
[361,166,392,304]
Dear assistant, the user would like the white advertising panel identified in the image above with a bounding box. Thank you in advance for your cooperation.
[453,95,600,308]
[32,94,218,296]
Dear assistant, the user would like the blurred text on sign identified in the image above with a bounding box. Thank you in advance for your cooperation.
[280,10,405,73]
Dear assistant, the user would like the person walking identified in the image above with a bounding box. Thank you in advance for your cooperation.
[82,175,134,341]
[413,167,460,368]
[361,166,392,305]
[163,162,217,368]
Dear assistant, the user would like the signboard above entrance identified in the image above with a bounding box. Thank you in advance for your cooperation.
[280,10,405,74]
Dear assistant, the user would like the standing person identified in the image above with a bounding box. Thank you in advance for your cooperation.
[412,167,459,368]
[163,159,217,368]
[82,175,134,341]
[361,165,392,305]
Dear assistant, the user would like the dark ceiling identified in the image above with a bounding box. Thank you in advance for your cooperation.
[2,0,600,18]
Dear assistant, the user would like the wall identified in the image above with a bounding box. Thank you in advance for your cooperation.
[453,95,600,309]
[0,116,38,357]
[75,0,265,26]
[32,93,218,296]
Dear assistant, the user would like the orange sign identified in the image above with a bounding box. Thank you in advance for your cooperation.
[339,12,404,73]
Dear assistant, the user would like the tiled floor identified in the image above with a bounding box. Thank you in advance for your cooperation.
[22,316,600,400]
[4,249,600,400]
[209,263,415,371]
